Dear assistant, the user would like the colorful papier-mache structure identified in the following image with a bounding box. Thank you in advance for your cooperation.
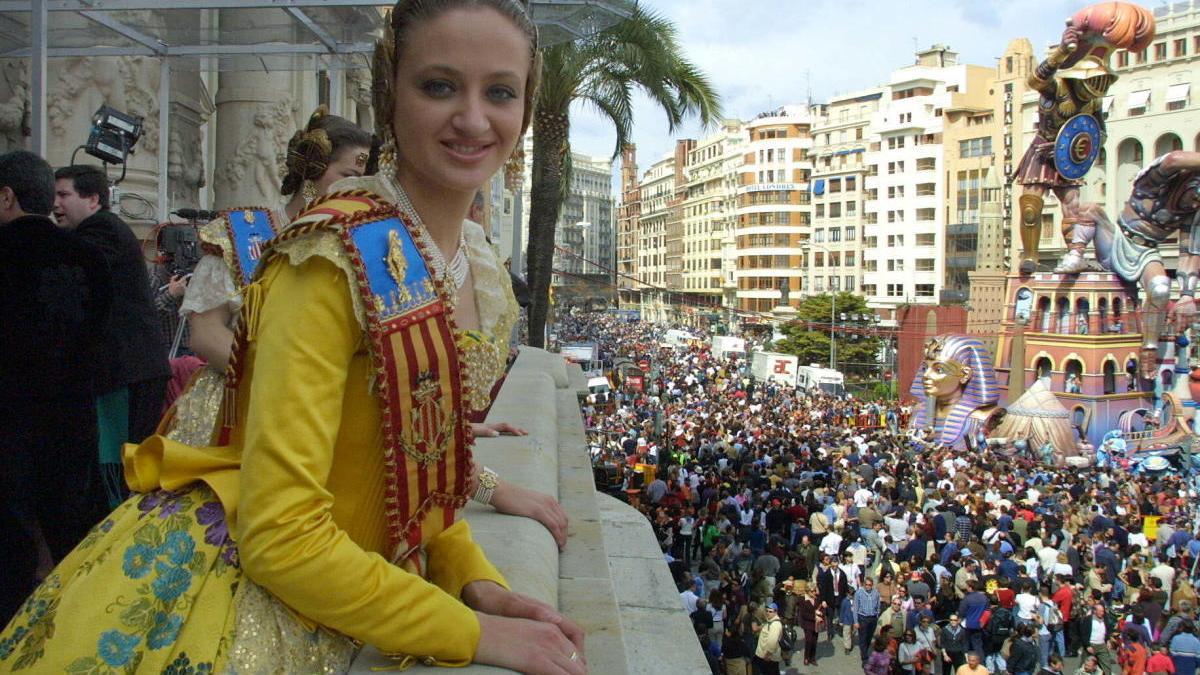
[907,335,1003,450]
[1014,1,1155,275]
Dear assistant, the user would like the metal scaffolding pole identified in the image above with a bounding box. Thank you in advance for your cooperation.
[328,66,344,117]
[29,0,45,155]
[157,58,170,223]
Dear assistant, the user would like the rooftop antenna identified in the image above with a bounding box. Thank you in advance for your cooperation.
[805,69,812,106]
[913,36,919,62]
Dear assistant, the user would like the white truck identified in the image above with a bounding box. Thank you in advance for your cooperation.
[710,335,746,360]
[561,342,599,364]
[660,328,698,349]
[750,351,799,387]
[795,365,846,396]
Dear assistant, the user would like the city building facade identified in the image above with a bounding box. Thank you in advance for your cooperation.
[940,63,1002,305]
[806,88,883,299]
[734,105,815,314]
[617,144,642,309]
[551,153,616,297]
[680,121,745,306]
[637,152,677,322]
[862,45,969,310]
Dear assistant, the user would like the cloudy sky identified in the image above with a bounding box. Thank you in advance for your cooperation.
[566,0,1100,178]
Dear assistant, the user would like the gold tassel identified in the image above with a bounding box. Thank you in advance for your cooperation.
[240,282,263,342]
[219,282,264,431]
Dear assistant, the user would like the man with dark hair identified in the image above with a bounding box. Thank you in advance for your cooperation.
[0,151,112,624]
[53,164,169,508]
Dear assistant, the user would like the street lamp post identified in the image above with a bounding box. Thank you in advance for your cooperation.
[801,242,836,369]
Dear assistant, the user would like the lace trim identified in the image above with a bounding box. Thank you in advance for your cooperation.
[198,216,237,274]
[458,332,507,413]
[181,254,242,318]
[271,230,369,331]
[463,222,518,341]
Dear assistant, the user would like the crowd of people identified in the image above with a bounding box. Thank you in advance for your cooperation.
[559,311,1200,675]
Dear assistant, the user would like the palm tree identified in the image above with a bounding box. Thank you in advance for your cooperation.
[525,2,721,347]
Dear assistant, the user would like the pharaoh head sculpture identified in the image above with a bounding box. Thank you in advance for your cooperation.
[909,335,1000,447]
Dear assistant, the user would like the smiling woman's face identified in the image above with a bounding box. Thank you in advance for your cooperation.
[391,6,530,200]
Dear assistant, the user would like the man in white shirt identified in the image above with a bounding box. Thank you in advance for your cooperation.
[1087,604,1117,675]
[681,585,699,614]
[885,511,910,544]
[854,485,874,508]
[1150,556,1176,607]
[820,529,844,558]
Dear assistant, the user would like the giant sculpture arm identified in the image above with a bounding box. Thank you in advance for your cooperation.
[1161,150,1200,173]
[1028,26,1079,94]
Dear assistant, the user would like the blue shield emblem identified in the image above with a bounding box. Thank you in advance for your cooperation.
[1053,114,1101,181]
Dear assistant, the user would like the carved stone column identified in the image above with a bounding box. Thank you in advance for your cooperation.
[168,78,214,210]
[0,59,30,153]
[211,9,295,210]
[347,67,375,135]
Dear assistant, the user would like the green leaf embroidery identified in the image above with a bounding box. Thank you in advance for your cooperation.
[133,523,164,550]
[188,549,209,575]
[119,599,156,632]
[64,656,105,675]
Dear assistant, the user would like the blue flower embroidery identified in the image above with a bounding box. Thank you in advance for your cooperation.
[27,599,47,622]
[146,612,183,650]
[159,530,196,566]
[122,544,156,580]
[97,630,140,667]
[151,562,192,603]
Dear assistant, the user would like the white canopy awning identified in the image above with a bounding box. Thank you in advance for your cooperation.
[1128,89,1151,110]
[1166,83,1191,104]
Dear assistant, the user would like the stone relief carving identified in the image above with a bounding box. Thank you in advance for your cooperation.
[168,124,207,207]
[212,99,296,200]
[47,55,162,156]
[45,11,165,158]
[0,61,30,152]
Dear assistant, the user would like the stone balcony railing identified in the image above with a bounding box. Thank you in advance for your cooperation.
[351,347,708,675]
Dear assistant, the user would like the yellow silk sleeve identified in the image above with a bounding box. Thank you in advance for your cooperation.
[233,255,482,664]
[426,519,509,599]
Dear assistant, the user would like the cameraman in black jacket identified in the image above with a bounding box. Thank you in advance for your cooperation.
[53,164,169,508]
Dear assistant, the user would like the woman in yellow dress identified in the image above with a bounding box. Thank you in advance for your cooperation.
[181,107,568,549]
[0,1,584,673]
[167,107,374,449]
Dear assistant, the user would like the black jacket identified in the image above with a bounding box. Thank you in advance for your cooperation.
[1007,637,1039,673]
[73,209,170,392]
[0,214,111,404]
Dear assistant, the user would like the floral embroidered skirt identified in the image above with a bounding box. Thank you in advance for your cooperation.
[0,487,240,674]
[1,366,360,675]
